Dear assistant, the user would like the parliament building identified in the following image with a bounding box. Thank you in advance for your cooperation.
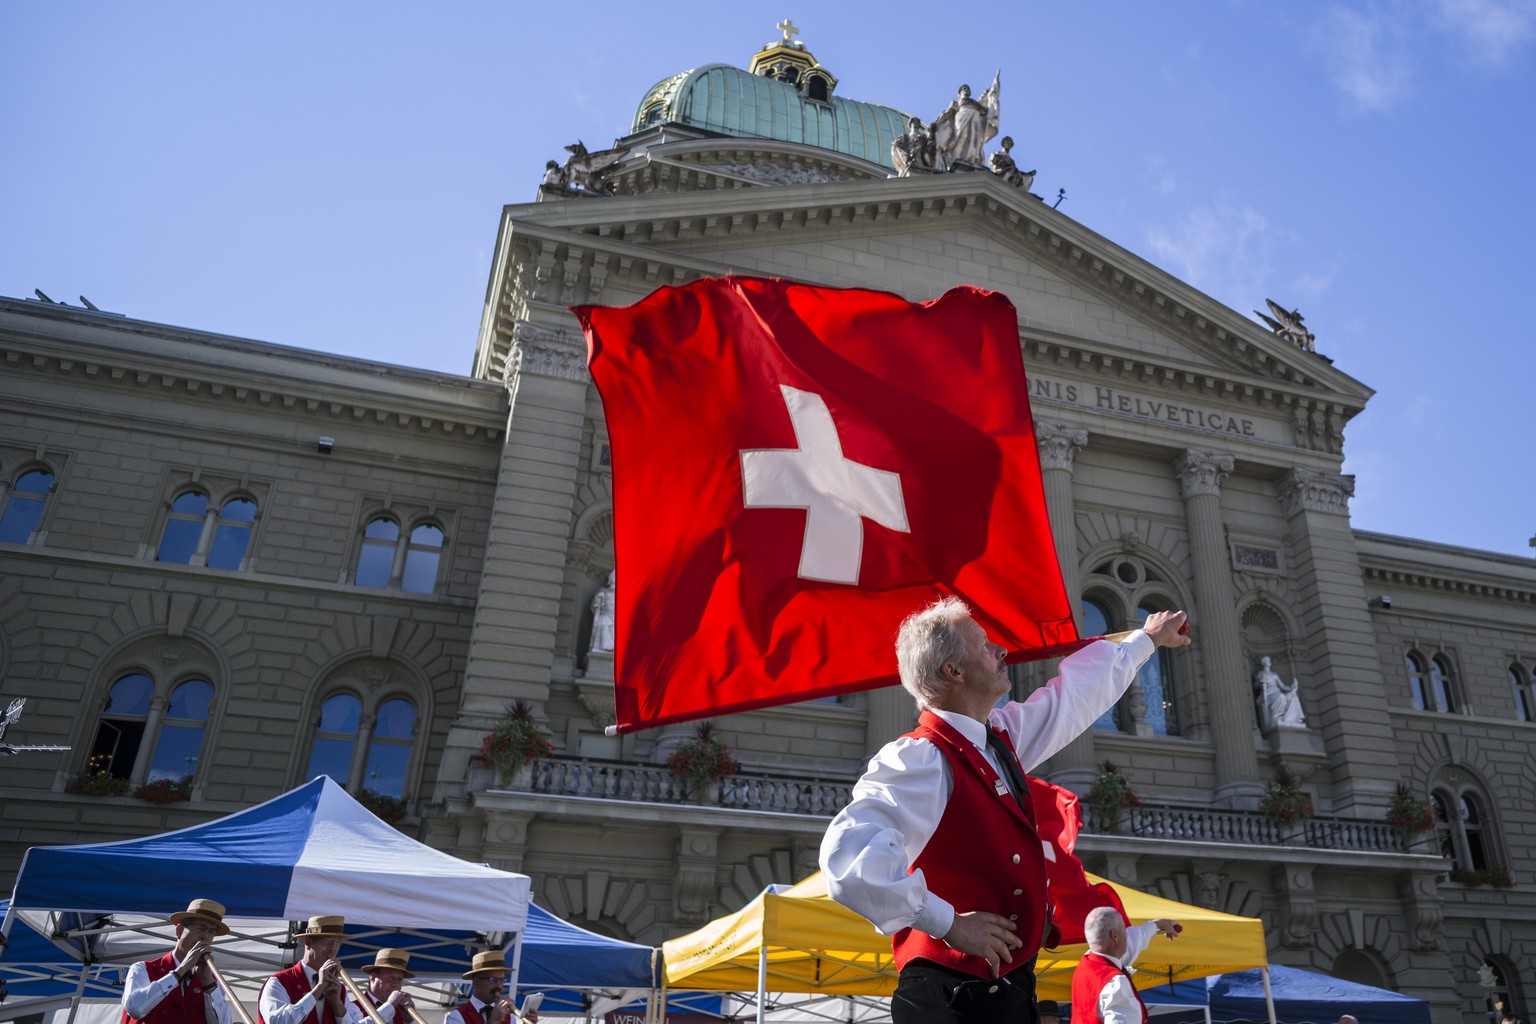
[2,29,1532,1024]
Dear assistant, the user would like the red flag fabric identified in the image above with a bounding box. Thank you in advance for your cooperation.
[574,276,1082,733]
[1028,775,1128,945]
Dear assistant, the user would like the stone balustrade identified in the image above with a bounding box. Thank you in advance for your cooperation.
[1084,803,1411,853]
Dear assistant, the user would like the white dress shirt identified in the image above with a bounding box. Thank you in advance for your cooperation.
[123,954,233,1024]
[1090,921,1162,1024]
[259,964,366,1024]
[444,997,493,1024]
[820,632,1154,940]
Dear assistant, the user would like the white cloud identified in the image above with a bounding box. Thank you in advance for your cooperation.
[1311,6,1415,111]
[1144,203,1275,312]
[1433,0,1536,66]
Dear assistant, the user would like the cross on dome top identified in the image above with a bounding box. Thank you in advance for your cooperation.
[776,19,800,44]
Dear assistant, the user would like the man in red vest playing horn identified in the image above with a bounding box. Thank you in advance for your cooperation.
[822,597,1191,1024]
[358,949,416,1024]
[122,899,233,1024]
[444,951,537,1024]
[1071,907,1182,1024]
[259,916,357,1024]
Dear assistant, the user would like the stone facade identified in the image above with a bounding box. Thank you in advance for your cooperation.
[2,46,1533,1024]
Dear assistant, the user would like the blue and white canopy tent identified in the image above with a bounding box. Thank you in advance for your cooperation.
[1137,964,1433,1024]
[1,778,531,1020]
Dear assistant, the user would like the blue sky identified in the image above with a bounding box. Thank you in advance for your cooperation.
[3,1,1533,557]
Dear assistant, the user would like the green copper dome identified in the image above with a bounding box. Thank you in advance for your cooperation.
[632,62,913,170]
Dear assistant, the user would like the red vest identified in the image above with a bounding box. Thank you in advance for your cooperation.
[260,963,337,1024]
[1072,951,1149,1024]
[890,712,1050,979]
[123,952,208,1024]
[454,1001,486,1024]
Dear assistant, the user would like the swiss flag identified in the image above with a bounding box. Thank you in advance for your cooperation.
[574,276,1082,733]
[1029,776,1128,945]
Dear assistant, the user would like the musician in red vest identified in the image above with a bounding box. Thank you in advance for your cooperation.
[358,949,416,1024]
[121,898,233,1024]
[444,951,537,1024]
[258,915,359,1024]
[1071,907,1182,1024]
[822,596,1191,1024]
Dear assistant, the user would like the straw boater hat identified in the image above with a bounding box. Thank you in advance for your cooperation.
[461,950,506,979]
[362,949,415,978]
[168,899,231,936]
[294,915,346,939]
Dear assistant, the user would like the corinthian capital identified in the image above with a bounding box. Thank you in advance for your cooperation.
[1173,447,1234,499]
[1278,468,1355,517]
[509,321,588,384]
[1035,422,1089,471]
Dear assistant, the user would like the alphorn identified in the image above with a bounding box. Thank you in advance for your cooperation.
[204,957,258,1024]
[337,969,392,1024]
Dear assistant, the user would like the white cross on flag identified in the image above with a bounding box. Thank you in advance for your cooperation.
[575,276,1078,733]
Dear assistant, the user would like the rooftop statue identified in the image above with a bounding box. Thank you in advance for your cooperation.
[1254,298,1317,353]
[891,116,937,177]
[932,74,1000,170]
[555,140,629,196]
[987,136,1035,192]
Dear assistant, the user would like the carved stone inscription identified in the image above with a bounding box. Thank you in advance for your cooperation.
[1030,375,1282,442]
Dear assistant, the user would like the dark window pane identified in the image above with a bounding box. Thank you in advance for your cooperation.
[106,674,154,716]
[401,548,440,593]
[1513,668,1534,722]
[355,542,394,587]
[170,491,208,516]
[306,737,354,785]
[221,498,257,523]
[207,523,251,569]
[1135,605,1178,735]
[374,698,416,739]
[364,517,400,541]
[0,494,46,543]
[88,718,145,778]
[157,518,203,564]
[1081,598,1111,637]
[317,694,361,734]
[362,743,410,799]
[148,722,205,782]
[166,680,213,721]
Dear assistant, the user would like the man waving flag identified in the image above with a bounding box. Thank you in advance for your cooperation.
[575,276,1082,733]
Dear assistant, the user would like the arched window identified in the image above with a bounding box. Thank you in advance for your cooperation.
[206,498,257,570]
[85,673,155,779]
[1479,959,1522,1021]
[1510,665,1533,722]
[401,524,443,594]
[1135,602,1180,736]
[1429,655,1456,713]
[306,689,420,799]
[1433,777,1505,883]
[1406,652,1431,710]
[0,467,55,544]
[147,680,213,782]
[157,490,208,564]
[307,693,362,785]
[354,514,447,595]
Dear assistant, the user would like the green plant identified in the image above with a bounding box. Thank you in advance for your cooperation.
[477,701,555,785]
[64,756,132,797]
[666,721,741,798]
[1085,760,1142,830]
[1451,866,1514,888]
[357,789,408,825]
[1384,784,1435,845]
[1258,765,1313,826]
[132,776,193,804]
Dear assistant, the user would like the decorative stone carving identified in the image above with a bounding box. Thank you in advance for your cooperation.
[1254,656,1306,732]
[575,676,615,729]
[1254,299,1317,353]
[1173,448,1233,499]
[1195,871,1224,910]
[988,136,1035,192]
[674,826,720,922]
[589,570,616,654]
[509,322,587,383]
[697,162,857,186]
[1035,422,1087,471]
[549,140,629,196]
[891,117,937,177]
[933,75,1000,170]
[1272,864,1318,949]
[1400,872,1445,952]
[1277,468,1354,517]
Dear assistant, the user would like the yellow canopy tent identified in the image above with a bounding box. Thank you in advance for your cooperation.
[664,871,1268,1008]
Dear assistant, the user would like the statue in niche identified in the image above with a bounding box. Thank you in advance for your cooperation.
[932,75,1000,169]
[589,570,617,654]
[1253,656,1306,731]
[891,116,937,176]
[987,136,1035,192]
[1253,298,1317,353]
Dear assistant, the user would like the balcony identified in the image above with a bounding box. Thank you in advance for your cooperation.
[1082,803,1418,854]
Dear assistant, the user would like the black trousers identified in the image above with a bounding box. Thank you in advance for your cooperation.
[891,957,1040,1024]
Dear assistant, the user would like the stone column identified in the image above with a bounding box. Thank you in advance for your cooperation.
[434,321,590,804]
[864,686,917,755]
[130,695,168,782]
[1173,448,1261,806]
[1278,468,1398,815]
[1035,422,1095,790]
